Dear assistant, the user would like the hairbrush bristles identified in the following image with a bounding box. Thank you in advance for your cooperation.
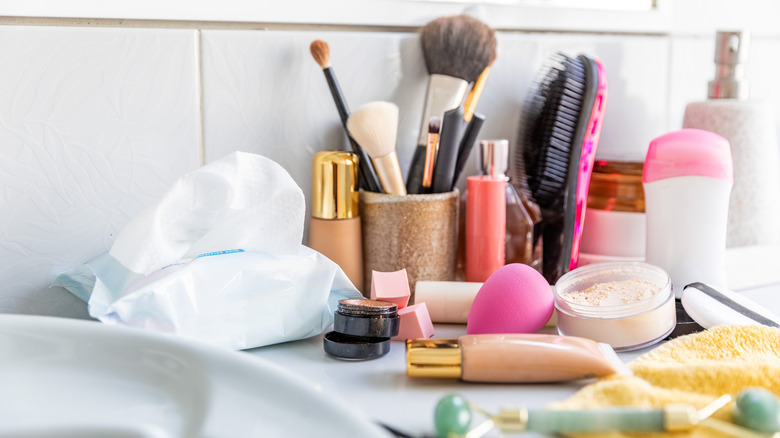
[310,40,331,69]
[518,53,586,208]
[421,14,497,83]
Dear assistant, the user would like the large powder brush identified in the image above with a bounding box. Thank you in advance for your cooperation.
[347,102,407,196]
[406,14,496,194]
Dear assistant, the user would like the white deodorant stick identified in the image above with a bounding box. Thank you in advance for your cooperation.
[643,129,733,297]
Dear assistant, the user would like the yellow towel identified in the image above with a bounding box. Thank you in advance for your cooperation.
[550,325,780,438]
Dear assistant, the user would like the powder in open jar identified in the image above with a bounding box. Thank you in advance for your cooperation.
[563,279,661,306]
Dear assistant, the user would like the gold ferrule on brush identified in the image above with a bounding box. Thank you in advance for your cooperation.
[422,132,439,188]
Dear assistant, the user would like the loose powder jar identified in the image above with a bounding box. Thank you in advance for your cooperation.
[553,262,675,351]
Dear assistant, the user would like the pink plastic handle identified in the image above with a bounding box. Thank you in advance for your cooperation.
[570,58,608,271]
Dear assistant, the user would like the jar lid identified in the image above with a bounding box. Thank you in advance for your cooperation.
[323,331,391,360]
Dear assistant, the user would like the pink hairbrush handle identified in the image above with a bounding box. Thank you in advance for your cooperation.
[570,59,608,270]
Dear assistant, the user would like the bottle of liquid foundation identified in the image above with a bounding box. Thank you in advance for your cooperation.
[406,334,625,383]
[309,151,363,290]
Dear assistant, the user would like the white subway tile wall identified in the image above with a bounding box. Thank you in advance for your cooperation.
[1,16,779,317]
[669,36,780,140]
[0,26,201,317]
[202,30,670,228]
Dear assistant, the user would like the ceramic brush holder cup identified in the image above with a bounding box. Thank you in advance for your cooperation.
[360,190,459,302]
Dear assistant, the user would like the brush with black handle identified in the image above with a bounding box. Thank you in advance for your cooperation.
[310,40,382,193]
[405,14,496,194]
[431,106,467,193]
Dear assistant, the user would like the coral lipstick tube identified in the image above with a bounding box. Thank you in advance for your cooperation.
[308,151,363,290]
[465,175,506,282]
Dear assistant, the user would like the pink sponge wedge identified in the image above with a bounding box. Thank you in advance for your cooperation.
[392,302,435,341]
[370,269,411,309]
[466,263,553,334]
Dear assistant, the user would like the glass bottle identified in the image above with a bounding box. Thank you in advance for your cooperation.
[456,140,542,280]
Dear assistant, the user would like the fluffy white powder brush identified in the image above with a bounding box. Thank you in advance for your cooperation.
[347,101,406,195]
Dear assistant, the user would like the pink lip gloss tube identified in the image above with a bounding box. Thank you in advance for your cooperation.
[465,175,506,282]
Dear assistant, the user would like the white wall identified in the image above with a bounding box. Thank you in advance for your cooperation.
[1,1,778,317]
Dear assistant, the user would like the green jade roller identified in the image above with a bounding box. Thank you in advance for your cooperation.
[435,388,780,438]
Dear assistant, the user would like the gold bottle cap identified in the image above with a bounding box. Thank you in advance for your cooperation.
[406,338,462,379]
[311,151,359,220]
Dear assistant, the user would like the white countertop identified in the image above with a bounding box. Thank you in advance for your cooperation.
[245,283,780,437]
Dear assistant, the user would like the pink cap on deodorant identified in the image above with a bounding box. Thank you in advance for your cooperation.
[642,129,733,183]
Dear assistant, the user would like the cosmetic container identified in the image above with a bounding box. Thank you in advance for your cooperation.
[323,299,399,360]
[456,140,542,280]
[361,190,459,300]
[465,175,505,282]
[553,262,675,352]
[643,129,732,295]
[406,333,625,383]
[309,151,363,290]
[579,161,645,264]
[683,30,780,248]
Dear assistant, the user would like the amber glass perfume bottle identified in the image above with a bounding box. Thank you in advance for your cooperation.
[456,140,542,279]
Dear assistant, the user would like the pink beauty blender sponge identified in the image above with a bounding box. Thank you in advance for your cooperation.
[466,263,553,334]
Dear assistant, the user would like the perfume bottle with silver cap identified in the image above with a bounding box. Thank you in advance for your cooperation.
[683,30,780,249]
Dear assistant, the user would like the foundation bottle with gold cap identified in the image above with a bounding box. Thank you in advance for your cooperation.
[406,334,625,383]
[309,151,363,290]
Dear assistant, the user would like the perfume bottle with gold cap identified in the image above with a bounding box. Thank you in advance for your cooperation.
[309,151,363,290]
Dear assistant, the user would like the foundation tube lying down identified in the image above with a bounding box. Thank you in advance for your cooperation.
[406,333,627,383]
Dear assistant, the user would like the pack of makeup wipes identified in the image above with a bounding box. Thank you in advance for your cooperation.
[54,152,361,350]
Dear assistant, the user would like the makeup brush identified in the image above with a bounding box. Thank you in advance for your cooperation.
[463,54,496,123]
[431,106,467,193]
[406,14,497,194]
[422,117,441,191]
[310,39,383,193]
[451,113,485,189]
[347,102,407,196]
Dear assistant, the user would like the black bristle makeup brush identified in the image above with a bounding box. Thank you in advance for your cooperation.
[422,116,441,192]
[406,14,496,194]
[310,40,383,193]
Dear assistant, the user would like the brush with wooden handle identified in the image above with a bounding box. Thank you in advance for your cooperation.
[347,102,407,196]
